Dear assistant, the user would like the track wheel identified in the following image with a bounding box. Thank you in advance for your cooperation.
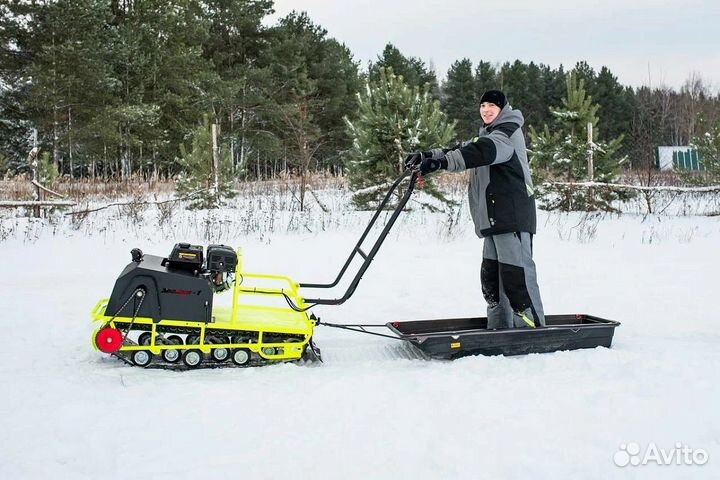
[132,350,152,367]
[183,349,203,368]
[261,346,276,356]
[138,332,152,346]
[162,348,181,363]
[167,335,183,345]
[186,334,200,345]
[211,348,229,362]
[231,348,251,366]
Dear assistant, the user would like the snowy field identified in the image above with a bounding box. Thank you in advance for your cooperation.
[1,186,719,479]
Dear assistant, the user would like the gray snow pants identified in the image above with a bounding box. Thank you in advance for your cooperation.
[481,232,545,329]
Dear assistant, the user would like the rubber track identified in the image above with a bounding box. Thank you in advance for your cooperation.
[110,336,322,370]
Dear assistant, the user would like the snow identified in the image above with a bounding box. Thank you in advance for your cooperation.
[1,188,719,479]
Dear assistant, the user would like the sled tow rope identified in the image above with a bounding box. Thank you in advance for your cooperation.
[316,320,403,341]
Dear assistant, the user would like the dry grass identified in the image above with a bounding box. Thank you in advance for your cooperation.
[0,176,176,201]
[0,173,351,202]
[2,169,716,219]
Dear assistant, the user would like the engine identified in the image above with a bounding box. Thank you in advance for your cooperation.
[104,243,238,323]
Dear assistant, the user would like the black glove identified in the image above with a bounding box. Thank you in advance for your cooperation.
[404,152,423,169]
[420,156,448,175]
[405,151,435,170]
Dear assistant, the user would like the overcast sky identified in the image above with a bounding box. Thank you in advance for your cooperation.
[268,0,720,91]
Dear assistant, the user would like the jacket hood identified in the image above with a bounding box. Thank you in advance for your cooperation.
[485,104,524,129]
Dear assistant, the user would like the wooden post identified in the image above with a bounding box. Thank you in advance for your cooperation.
[211,123,220,205]
[29,132,41,218]
[587,122,594,182]
[32,163,41,218]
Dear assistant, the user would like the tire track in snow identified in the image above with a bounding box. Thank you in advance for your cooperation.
[317,339,431,363]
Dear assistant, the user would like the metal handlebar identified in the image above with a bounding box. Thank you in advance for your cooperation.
[300,168,420,306]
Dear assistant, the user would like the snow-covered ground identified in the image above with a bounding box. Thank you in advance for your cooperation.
[1,188,719,479]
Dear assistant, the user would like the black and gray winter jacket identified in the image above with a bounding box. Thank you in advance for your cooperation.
[430,104,536,238]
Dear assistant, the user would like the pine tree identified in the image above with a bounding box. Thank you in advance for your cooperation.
[0,151,8,176]
[474,61,498,100]
[345,67,455,208]
[0,2,34,172]
[692,118,720,182]
[176,116,236,209]
[103,0,212,179]
[308,38,362,170]
[543,64,567,120]
[12,0,118,176]
[593,67,635,152]
[494,60,549,135]
[441,59,478,139]
[553,71,600,139]
[201,0,273,175]
[573,62,636,157]
[500,60,529,106]
[369,44,439,98]
[38,151,59,186]
[267,13,360,176]
[4,0,216,179]
[260,12,361,208]
[530,71,628,211]
[0,86,31,173]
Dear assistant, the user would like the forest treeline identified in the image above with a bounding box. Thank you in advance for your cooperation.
[1,0,718,180]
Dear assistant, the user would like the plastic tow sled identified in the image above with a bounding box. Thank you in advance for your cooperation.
[387,314,620,359]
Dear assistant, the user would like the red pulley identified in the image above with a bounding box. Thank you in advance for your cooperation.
[96,327,123,353]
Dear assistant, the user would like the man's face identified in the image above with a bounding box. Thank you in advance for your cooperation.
[480,102,501,125]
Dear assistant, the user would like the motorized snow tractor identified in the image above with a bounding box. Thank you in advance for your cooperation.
[92,166,620,369]
[91,242,322,369]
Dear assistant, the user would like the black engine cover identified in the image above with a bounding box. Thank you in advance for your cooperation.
[105,254,213,323]
[206,244,238,273]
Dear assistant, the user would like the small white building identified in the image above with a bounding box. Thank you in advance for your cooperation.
[656,146,704,171]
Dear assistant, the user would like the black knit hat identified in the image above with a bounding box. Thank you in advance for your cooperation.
[480,90,507,109]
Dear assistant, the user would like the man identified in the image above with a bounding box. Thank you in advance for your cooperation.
[411,90,544,329]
